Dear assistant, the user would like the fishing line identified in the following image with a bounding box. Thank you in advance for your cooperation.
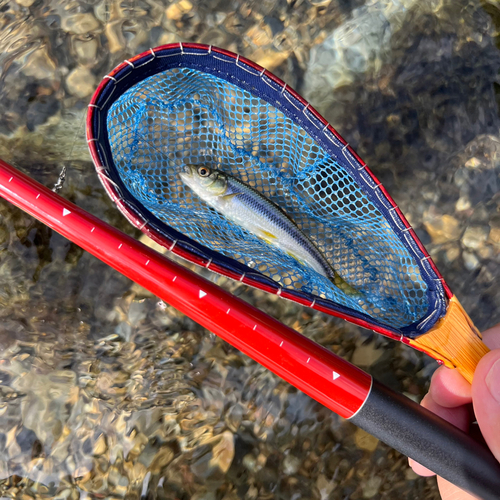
[52,108,87,193]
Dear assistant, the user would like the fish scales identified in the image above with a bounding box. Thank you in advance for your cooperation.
[225,178,331,275]
[179,164,359,296]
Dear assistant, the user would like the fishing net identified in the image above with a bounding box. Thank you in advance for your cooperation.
[89,44,447,338]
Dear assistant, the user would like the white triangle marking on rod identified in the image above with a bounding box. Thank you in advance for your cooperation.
[199,290,207,299]
[62,208,71,216]
[333,371,340,380]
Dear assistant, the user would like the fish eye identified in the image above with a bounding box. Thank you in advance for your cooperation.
[197,167,210,177]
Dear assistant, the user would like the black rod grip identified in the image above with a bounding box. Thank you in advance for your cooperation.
[350,380,500,500]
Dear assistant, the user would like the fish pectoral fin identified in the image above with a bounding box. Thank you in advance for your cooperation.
[220,192,242,201]
[261,229,278,241]
[256,229,278,244]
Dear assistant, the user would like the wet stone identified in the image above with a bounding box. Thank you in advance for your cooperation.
[73,38,99,67]
[191,491,216,500]
[165,0,193,21]
[242,453,262,473]
[423,213,461,244]
[0,223,9,245]
[21,47,58,82]
[444,245,461,265]
[61,14,100,35]
[463,251,480,271]
[489,227,500,246]
[282,453,301,475]
[455,196,471,212]
[15,0,36,6]
[209,431,234,473]
[65,67,96,98]
[362,475,383,498]
[224,403,244,433]
[351,340,384,367]
[354,428,379,452]
[462,226,489,250]
[93,434,107,455]
[477,246,494,260]
[149,446,174,473]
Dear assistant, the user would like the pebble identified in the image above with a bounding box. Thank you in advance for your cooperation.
[209,431,234,473]
[405,467,421,480]
[15,0,36,6]
[93,434,107,455]
[423,213,461,244]
[463,251,480,271]
[354,428,379,452]
[191,491,217,500]
[246,23,274,47]
[455,196,471,211]
[316,473,336,500]
[73,38,99,67]
[65,67,96,98]
[362,475,383,498]
[149,447,174,473]
[489,227,500,246]
[477,246,494,259]
[351,341,384,367]
[444,245,461,265]
[243,453,262,473]
[304,0,419,103]
[224,403,244,433]
[165,0,193,21]
[462,226,489,250]
[21,47,58,82]
[252,49,291,71]
[465,157,482,169]
[282,453,301,475]
[0,223,9,245]
[61,14,100,35]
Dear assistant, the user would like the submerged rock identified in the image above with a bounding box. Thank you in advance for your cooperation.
[304,0,418,102]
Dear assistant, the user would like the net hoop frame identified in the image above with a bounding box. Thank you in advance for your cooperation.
[87,42,451,340]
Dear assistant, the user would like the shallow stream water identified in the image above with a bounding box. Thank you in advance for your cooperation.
[1,0,500,498]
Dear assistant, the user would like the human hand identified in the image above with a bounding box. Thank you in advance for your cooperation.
[409,326,500,499]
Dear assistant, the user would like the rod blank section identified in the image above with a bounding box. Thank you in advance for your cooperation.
[350,381,500,500]
[0,159,371,418]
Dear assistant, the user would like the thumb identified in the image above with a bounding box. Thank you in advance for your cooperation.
[472,348,500,463]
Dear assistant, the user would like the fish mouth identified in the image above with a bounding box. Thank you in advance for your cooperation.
[180,164,195,176]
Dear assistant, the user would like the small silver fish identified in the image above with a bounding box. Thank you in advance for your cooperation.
[179,164,360,296]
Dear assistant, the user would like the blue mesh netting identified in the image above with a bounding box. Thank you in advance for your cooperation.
[106,67,428,328]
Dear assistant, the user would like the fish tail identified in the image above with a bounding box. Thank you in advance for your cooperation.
[330,271,362,297]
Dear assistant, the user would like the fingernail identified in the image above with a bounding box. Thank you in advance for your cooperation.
[485,358,500,405]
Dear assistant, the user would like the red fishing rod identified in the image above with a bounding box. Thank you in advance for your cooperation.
[0,159,499,500]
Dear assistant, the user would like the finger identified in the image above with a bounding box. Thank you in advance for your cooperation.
[436,476,481,500]
[408,458,435,477]
[472,348,500,463]
[423,323,500,409]
[429,365,472,408]
[481,325,500,350]
[420,393,470,432]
